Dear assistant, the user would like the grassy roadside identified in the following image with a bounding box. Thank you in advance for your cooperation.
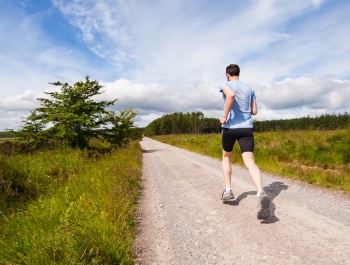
[152,129,350,193]
[0,141,142,264]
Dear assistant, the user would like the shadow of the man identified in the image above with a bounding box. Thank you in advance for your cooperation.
[141,149,159,153]
[264,181,289,200]
[223,191,256,206]
[261,181,289,224]
[222,182,289,224]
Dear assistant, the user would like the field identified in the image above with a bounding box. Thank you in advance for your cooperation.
[0,138,16,143]
[1,129,349,263]
[0,141,142,264]
[152,129,350,193]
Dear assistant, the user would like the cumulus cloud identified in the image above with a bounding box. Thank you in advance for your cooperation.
[0,110,28,131]
[0,90,43,111]
[99,78,221,113]
[255,76,350,113]
[100,75,350,126]
[2,75,349,131]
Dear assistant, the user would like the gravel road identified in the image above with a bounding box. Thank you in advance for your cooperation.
[135,137,350,265]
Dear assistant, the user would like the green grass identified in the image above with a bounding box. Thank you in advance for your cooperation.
[1,129,349,263]
[152,129,350,193]
[0,141,142,264]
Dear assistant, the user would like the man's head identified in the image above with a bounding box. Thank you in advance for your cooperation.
[226,64,240,77]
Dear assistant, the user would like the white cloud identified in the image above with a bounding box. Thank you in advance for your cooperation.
[312,0,324,9]
[0,110,27,131]
[99,78,221,113]
[0,2,114,98]
[51,0,138,70]
[133,113,162,128]
[0,90,43,111]
[50,0,326,84]
[2,75,349,131]
[255,76,350,113]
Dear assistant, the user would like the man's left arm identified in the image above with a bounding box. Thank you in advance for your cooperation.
[221,87,235,124]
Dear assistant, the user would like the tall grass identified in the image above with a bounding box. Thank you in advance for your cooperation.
[153,129,350,193]
[0,142,142,264]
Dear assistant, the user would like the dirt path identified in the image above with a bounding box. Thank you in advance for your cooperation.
[135,137,350,265]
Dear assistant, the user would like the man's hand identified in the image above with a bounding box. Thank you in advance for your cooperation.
[220,116,227,124]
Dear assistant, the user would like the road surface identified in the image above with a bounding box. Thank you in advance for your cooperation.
[135,137,350,265]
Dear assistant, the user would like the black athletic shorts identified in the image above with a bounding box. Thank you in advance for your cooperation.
[222,128,254,153]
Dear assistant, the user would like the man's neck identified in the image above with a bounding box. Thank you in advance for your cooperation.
[227,75,239,81]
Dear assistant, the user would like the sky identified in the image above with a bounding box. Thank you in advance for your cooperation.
[0,0,349,130]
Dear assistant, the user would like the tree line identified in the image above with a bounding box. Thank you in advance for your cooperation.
[143,112,221,136]
[253,113,349,132]
[143,112,350,136]
[0,132,12,138]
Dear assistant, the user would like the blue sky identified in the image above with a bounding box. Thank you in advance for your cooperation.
[0,0,349,130]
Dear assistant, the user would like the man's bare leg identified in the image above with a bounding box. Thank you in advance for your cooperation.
[220,150,235,200]
[241,152,263,192]
[222,150,232,189]
[241,151,271,219]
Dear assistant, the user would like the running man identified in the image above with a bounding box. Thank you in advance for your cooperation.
[219,64,271,219]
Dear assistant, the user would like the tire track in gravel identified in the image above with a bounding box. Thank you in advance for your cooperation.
[135,137,350,265]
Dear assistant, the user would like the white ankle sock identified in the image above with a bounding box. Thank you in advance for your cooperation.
[226,188,232,192]
[257,190,264,197]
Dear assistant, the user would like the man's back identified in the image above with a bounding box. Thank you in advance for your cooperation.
[220,80,255,129]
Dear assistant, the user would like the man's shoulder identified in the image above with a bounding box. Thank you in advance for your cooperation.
[238,80,254,91]
[238,80,250,86]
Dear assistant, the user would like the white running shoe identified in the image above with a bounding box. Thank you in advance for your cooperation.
[221,189,234,200]
[257,193,271,219]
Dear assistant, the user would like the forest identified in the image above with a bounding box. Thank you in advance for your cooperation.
[143,111,221,136]
[2,112,349,138]
[254,112,349,132]
[143,112,350,136]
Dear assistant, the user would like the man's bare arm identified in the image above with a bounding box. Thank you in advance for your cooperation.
[220,87,235,124]
[251,101,258,115]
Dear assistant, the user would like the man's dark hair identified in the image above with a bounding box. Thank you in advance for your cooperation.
[226,64,240,77]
